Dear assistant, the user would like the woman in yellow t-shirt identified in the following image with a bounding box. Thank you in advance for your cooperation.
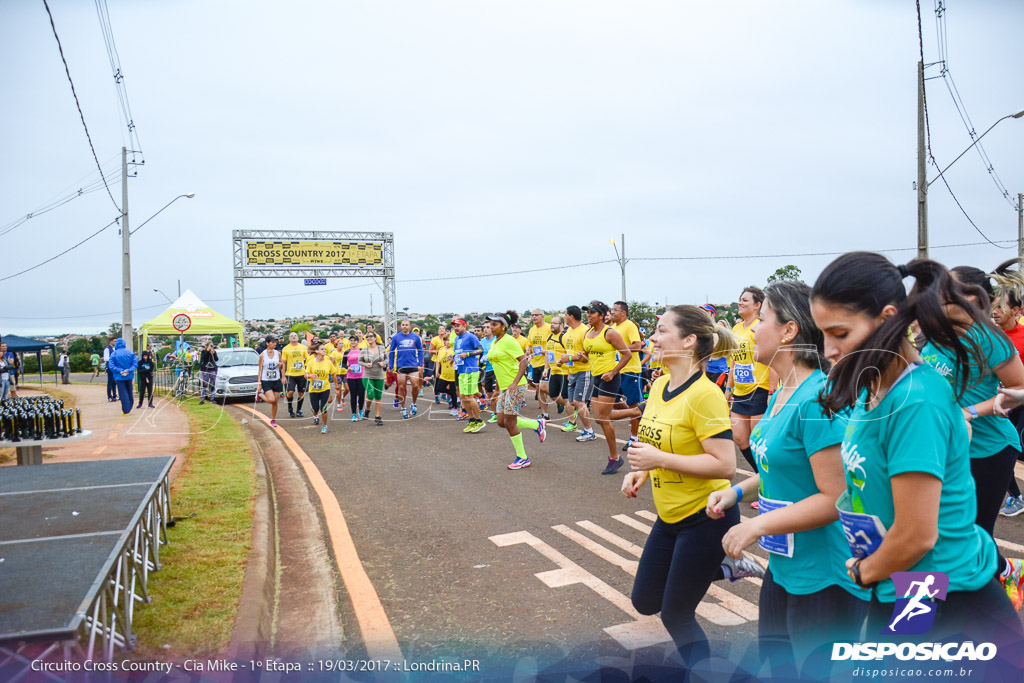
[580,300,632,474]
[727,286,772,474]
[305,342,339,434]
[621,305,762,666]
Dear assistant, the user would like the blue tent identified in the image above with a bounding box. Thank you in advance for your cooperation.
[2,334,58,386]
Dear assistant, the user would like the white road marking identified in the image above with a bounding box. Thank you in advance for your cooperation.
[634,510,658,522]
[612,514,653,534]
[576,521,644,557]
[553,525,638,574]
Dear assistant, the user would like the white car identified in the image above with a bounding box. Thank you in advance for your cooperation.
[212,348,260,400]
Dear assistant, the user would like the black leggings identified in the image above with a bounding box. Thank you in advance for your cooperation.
[309,391,330,414]
[1008,407,1024,498]
[435,379,458,408]
[347,378,365,414]
[137,374,153,404]
[759,568,868,677]
[971,446,1018,576]
[631,507,738,667]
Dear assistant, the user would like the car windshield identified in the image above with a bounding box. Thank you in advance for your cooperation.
[216,349,259,368]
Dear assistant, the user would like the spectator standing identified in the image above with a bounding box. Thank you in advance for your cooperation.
[137,350,155,409]
[199,342,219,405]
[0,342,12,400]
[108,339,138,415]
[90,351,101,381]
[58,351,70,384]
[102,338,117,402]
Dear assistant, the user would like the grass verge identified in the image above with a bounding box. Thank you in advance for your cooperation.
[131,397,256,658]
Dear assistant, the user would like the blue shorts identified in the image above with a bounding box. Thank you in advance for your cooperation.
[619,372,643,405]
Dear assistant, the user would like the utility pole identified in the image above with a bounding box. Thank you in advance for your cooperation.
[620,233,627,302]
[1018,193,1023,260]
[121,146,133,351]
[917,61,928,260]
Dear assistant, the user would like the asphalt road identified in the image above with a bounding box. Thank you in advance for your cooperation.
[250,386,1024,679]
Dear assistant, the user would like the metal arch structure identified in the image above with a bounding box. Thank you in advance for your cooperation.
[232,230,397,342]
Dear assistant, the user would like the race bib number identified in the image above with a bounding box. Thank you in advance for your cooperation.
[533,345,543,357]
[546,351,555,363]
[265,369,279,381]
[733,363,755,384]
[757,495,795,558]
[836,492,887,558]
[350,364,361,373]
[292,360,304,370]
[311,379,326,392]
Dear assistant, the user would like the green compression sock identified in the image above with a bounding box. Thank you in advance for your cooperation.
[516,416,539,431]
[510,432,527,459]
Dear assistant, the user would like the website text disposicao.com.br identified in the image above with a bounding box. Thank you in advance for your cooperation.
[851,666,980,678]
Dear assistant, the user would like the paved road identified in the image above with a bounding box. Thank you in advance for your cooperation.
[250,386,1024,677]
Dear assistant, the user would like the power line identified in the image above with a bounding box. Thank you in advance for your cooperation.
[42,0,120,213]
[0,217,119,283]
[94,0,143,163]
[0,165,121,238]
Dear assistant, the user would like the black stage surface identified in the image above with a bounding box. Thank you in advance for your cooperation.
[0,457,173,645]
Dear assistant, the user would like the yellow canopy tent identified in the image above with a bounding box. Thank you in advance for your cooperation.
[138,290,244,350]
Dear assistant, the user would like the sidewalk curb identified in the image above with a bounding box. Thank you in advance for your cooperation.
[227,415,278,660]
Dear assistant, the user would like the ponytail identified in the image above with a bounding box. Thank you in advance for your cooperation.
[812,253,987,413]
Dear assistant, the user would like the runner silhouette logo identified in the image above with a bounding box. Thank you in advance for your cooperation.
[885,571,949,635]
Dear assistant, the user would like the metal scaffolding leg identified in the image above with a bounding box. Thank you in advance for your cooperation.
[383,235,397,340]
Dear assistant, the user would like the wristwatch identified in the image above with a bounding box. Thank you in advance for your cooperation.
[850,557,875,588]
[968,405,978,418]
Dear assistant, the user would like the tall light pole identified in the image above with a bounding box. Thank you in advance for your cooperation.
[121,190,194,352]
[610,234,627,302]
[153,288,173,304]
[918,106,1024,258]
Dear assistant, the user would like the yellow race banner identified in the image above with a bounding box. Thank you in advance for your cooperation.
[246,241,384,266]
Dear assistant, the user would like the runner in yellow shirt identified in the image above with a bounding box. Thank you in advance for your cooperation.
[281,332,310,418]
[305,342,339,433]
[727,286,772,474]
[428,325,447,404]
[526,309,551,409]
[611,301,646,452]
[329,335,350,411]
[563,305,594,439]
[580,300,632,474]
[544,315,573,426]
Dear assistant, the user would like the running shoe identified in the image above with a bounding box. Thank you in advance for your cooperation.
[297,410,304,417]
[479,400,487,410]
[463,421,477,433]
[470,420,487,433]
[1001,559,1024,610]
[411,404,417,416]
[270,420,278,428]
[457,411,469,421]
[148,403,155,408]
[601,457,625,475]
[336,404,343,412]
[449,408,459,416]
[313,416,320,425]
[198,400,205,406]
[561,421,577,433]
[575,430,597,442]
[363,409,371,419]
[321,424,328,434]
[507,457,531,470]
[402,408,409,419]
[351,413,359,422]
[721,555,765,582]
[375,416,383,426]
[538,413,550,421]
[536,418,547,443]
[394,399,400,409]
[750,501,760,511]
[557,404,564,415]
[289,410,296,418]
[435,395,440,404]
[487,413,498,423]
[1000,496,1024,517]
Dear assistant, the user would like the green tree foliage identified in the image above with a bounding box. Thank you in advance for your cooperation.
[627,300,658,336]
[290,322,312,334]
[766,264,803,285]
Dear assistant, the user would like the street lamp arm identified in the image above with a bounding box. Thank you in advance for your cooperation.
[129,193,195,235]
[927,112,1024,188]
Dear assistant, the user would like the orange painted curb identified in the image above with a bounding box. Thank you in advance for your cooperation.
[239,406,402,659]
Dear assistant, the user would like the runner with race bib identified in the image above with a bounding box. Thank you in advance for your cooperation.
[258,335,283,428]
[305,342,339,434]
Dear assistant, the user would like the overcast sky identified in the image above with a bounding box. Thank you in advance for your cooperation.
[2,1,1022,336]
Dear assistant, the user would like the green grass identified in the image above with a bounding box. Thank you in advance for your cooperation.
[131,398,255,658]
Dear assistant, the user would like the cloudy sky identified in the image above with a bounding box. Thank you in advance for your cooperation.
[2,0,1022,335]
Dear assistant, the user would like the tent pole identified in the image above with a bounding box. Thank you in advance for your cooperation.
[38,350,42,387]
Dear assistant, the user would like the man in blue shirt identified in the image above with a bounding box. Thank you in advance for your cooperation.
[452,319,484,432]
[389,320,425,418]
[480,321,497,420]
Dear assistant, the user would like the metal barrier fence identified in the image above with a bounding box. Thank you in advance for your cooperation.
[153,362,199,400]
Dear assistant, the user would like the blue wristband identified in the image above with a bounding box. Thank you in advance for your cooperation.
[730,485,744,503]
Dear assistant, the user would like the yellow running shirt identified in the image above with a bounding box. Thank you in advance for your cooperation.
[563,324,591,374]
[527,322,551,368]
[357,334,384,349]
[329,349,346,376]
[612,319,642,374]
[729,320,770,396]
[430,336,444,362]
[305,357,338,393]
[282,343,310,377]
[640,373,732,523]
[545,331,570,376]
[513,334,530,356]
[584,326,618,376]
[436,347,456,382]
[647,338,661,369]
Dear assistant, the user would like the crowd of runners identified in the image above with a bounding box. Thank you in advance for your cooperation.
[249,250,1024,676]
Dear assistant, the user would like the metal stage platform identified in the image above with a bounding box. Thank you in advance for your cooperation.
[0,457,173,676]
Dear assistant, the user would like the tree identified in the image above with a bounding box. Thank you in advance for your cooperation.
[290,322,312,334]
[766,265,803,285]
[107,322,123,338]
[626,301,658,336]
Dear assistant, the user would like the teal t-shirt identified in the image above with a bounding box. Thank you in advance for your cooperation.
[920,323,1020,459]
[842,363,996,602]
[751,371,868,599]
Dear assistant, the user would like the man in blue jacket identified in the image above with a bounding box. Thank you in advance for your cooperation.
[389,320,424,419]
[108,338,138,415]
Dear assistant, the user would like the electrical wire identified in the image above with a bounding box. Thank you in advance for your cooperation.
[0,217,120,283]
[0,166,121,238]
[42,0,120,213]
[94,0,143,163]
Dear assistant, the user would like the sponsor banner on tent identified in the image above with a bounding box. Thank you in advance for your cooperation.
[245,241,384,266]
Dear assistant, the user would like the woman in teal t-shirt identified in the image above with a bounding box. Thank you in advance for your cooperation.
[708,281,868,672]
[809,253,1022,676]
